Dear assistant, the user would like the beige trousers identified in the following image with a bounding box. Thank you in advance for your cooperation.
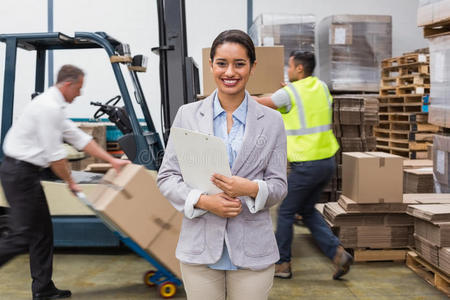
[180,262,275,300]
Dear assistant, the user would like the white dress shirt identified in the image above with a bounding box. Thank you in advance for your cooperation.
[3,86,92,167]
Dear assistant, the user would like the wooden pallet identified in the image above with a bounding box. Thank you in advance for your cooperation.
[382,62,430,78]
[406,251,450,296]
[379,94,429,105]
[375,128,435,142]
[382,53,429,68]
[376,145,428,159]
[351,248,407,262]
[378,112,428,123]
[376,122,439,132]
[380,85,430,97]
[423,18,450,38]
[376,138,429,151]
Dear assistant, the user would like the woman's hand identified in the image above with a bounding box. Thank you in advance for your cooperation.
[195,193,242,218]
[211,174,259,198]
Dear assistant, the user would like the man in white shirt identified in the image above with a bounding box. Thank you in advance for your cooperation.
[0,65,130,300]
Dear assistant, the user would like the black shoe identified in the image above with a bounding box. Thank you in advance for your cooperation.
[33,288,72,300]
[333,246,353,280]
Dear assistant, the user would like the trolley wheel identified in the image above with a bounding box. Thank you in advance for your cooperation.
[159,281,177,299]
[143,270,156,287]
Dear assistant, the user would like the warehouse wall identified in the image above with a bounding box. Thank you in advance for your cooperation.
[0,0,426,138]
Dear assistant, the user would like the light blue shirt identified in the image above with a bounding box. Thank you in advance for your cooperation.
[208,93,248,271]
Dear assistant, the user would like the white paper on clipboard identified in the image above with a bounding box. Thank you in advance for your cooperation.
[170,127,231,194]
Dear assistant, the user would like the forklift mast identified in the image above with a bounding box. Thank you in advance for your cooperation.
[155,0,200,144]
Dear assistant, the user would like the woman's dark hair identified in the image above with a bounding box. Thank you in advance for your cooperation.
[210,29,256,66]
[290,51,316,76]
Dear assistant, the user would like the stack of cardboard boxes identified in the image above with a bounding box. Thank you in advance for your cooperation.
[403,159,434,193]
[320,152,416,250]
[407,204,450,275]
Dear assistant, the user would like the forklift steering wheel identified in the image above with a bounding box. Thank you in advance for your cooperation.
[93,95,122,119]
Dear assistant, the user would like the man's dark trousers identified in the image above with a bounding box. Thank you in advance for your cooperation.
[276,156,340,263]
[0,157,55,293]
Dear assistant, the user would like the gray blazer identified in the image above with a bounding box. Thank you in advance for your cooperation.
[157,92,287,270]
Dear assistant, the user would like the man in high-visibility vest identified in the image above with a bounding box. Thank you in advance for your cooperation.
[255,51,353,280]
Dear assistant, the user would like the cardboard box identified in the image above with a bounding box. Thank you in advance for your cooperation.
[342,152,403,203]
[433,134,450,186]
[88,164,182,277]
[71,123,108,171]
[202,46,284,95]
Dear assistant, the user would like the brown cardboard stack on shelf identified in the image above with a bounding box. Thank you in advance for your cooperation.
[319,95,379,203]
[375,50,440,159]
[333,95,379,162]
[318,15,392,92]
[406,204,450,278]
[88,164,182,278]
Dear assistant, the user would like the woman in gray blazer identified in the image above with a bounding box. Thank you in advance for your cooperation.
[157,29,287,300]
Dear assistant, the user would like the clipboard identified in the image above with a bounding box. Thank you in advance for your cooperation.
[170,127,231,194]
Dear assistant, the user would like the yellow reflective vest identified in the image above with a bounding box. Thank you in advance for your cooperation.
[278,76,339,162]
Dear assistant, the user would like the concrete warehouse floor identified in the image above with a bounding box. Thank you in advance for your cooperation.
[0,225,447,300]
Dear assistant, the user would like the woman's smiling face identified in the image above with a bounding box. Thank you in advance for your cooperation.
[210,42,254,97]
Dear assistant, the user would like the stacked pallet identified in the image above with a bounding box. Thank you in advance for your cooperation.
[406,204,450,295]
[376,51,440,159]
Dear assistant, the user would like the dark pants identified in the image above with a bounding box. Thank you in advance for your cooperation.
[0,157,55,294]
[276,157,340,263]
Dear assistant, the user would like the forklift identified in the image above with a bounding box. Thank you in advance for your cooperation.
[0,0,199,297]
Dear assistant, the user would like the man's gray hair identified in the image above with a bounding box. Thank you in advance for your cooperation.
[56,64,84,84]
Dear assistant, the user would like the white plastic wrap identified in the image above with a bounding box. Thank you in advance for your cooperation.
[417,0,450,27]
[318,15,392,92]
[249,13,315,67]
[429,35,450,127]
